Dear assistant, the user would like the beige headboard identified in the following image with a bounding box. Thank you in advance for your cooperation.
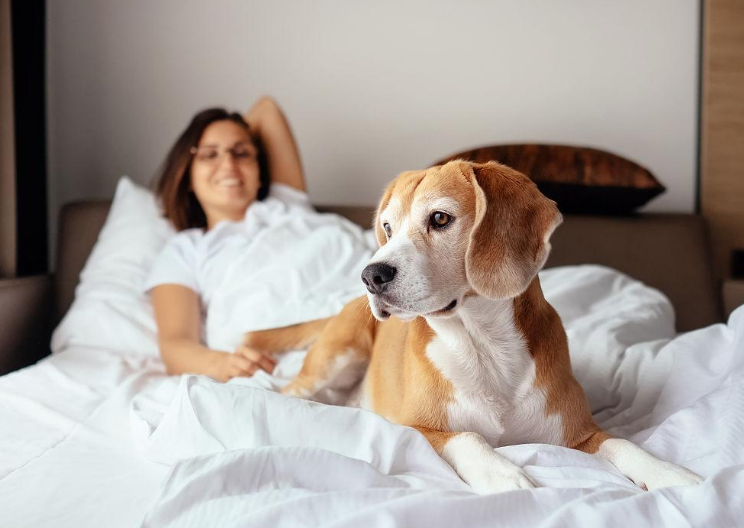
[56,202,722,333]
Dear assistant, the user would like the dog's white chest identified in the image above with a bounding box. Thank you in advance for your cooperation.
[425,300,563,447]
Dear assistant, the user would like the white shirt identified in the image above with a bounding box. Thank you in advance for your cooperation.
[146,183,313,304]
[145,183,374,351]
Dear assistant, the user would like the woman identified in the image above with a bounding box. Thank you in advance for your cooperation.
[146,97,308,382]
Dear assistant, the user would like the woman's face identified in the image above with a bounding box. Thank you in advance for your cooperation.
[190,120,260,228]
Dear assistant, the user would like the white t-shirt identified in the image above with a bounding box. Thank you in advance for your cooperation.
[146,183,313,303]
[145,183,374,351]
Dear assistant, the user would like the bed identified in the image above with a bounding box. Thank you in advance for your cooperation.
[1,173,741,527]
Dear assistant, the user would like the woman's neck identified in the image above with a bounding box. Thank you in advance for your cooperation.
[205,207,249,231]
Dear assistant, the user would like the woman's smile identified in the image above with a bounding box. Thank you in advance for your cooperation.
[214,175,244,188]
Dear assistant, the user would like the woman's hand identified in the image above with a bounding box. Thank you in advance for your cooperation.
[213,345,277,382]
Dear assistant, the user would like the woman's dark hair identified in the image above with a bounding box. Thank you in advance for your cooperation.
[154,108,270,231]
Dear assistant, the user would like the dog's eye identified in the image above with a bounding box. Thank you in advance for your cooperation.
[430,211,452,229]
[383,222,392,238]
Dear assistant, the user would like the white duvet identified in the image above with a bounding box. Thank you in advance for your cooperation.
[2,263,743,527]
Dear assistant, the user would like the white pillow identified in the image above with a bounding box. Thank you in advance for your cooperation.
[51,177,175,356]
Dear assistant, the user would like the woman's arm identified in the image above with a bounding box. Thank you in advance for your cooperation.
[245,96,307,192]
[151,284,276,381]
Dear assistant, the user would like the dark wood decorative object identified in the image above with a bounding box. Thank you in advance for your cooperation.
[433,144,665,215]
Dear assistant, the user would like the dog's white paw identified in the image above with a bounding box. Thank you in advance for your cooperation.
[467,465,536,494]
[634,461,704,491]
[442,432,536,494]
[598,438,703,491]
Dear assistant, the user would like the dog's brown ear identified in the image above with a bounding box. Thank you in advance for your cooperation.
[465,162,562,299]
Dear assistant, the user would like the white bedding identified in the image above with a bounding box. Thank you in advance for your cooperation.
[2,263,743,527]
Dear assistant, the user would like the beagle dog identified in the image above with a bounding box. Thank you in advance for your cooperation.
[246,160,703,493]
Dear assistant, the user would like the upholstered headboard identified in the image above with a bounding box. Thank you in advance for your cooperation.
[55,201,722,333]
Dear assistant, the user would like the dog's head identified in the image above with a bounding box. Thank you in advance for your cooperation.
[362,160,562,321]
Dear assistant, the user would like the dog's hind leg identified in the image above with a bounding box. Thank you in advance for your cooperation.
[281,296,377,405]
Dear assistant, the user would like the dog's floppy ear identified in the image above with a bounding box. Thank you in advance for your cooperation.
[464,162,562,299]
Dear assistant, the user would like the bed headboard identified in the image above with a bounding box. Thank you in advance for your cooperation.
[56,202,722,333]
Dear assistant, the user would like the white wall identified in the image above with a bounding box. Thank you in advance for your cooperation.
[47,0,700,257]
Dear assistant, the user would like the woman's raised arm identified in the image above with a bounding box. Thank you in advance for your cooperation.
[245,96,307,192]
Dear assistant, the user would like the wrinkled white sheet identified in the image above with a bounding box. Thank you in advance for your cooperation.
[202,206,376,352]
[1,265,742,527]
[133,267,744,527]
[0,348,171,528]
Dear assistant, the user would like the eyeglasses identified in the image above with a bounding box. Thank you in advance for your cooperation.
[190,143,257,164]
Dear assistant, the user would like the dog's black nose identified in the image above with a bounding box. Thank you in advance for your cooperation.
[361,263,397,294]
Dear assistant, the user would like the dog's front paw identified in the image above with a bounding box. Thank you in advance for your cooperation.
[634,462,703,491]
[468,465,536,494]
[598,438,704,491]
[281,379,312,399]
[443,433,537,494]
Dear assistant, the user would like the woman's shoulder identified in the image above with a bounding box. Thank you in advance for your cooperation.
[158,227,206,257]
[146,228,205,293]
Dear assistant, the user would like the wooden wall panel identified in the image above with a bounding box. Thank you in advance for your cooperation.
[0,0,16,278]
[702,0,744,280]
